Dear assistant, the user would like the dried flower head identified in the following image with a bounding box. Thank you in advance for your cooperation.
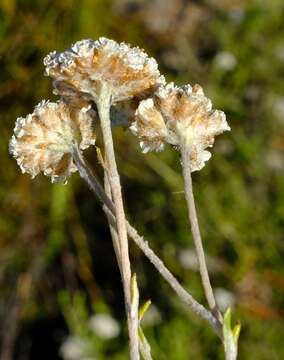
[44,38,164,104]
[131,83,230,171]
[9,100,96,183]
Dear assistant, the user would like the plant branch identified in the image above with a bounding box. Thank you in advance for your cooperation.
[126,223,222,335]
[180,145,222,322]
[72,147,222,336]
[96,84,139,360]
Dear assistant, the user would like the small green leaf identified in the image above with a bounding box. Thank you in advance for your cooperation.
[233,324,241,344]
[224,308,232,331]
[222,308,241,360]
[95,146,106,170]
[130,273,139,309]
[138,326,153,360]
[139,300,152,322]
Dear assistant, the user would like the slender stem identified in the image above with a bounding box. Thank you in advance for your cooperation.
[180,145,222,322]
[126,223,222,335]
[72,147,222,336]
[104,171,122,274]
[96,84,139,360]
[130,274,140,359]
[72,147,120,269]
[224,342,238,360]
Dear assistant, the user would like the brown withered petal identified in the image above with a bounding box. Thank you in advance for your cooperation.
[131,83,230,171]
[9,100,96,183]
[44,38,165,104]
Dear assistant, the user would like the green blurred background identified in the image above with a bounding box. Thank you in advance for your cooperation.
[1,0,284,359]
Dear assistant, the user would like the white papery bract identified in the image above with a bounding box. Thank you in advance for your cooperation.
[131,83,230,171]
[9,100,96,183]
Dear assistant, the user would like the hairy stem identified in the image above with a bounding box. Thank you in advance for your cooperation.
[126,223,222,335]
[104,171,122,274]
[96,84,139,360]
[72,147,222,336]
[180,145,221,322]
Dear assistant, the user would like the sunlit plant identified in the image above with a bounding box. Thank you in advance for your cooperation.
[10,37,239,360]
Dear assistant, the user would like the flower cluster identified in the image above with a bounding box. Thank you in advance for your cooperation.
[9,100,95,183]
[44,37,164,104]
[130,83,230,171]
[10,38,164,182]
[10,37,230,181]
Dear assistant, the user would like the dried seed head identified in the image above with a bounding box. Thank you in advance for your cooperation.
[9,100,96,183]
[44,38,164,104]
[131,83,230,171]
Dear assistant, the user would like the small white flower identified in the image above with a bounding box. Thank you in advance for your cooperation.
[89,313,120,339]
[9,100,96,183]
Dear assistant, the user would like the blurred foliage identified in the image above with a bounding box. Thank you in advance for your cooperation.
[0,0,284,359]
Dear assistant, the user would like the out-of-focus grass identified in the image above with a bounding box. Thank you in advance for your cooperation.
[0,0,283,359]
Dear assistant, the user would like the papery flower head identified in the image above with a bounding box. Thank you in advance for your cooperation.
[44,38,164,104]
[9,100,96,183]
[130,83,230,171]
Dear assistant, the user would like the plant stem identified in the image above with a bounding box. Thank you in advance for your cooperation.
[180,145,222,322]
[72,147,222,336]
[126,223,222,335]
[96,84,139,360]
[104,171,122,274]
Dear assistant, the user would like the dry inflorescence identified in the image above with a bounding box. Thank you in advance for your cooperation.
[131,82,230,171]
[9,37,237,360]
[44,37,164,104]
[10,37,230,179]
[9,100,95,183]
